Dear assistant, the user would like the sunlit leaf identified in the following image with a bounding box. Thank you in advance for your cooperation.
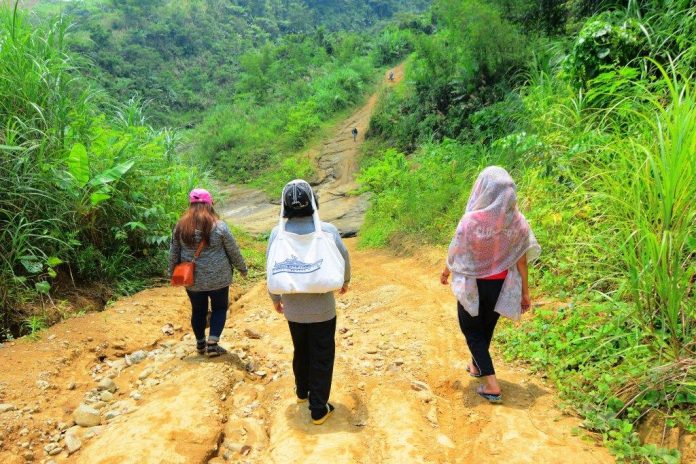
[67,143,90,188]
[90,192,111,206]
[88,160,135,187]
[34,281,51,294]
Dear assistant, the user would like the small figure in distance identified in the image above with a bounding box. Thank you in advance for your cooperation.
[351,127,358,142]
[388,70,394,81]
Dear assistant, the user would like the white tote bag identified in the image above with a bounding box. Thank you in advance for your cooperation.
[266,193,345,294]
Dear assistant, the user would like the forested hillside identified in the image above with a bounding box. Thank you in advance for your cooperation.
[358,0,695,462]
[31,0,428,125]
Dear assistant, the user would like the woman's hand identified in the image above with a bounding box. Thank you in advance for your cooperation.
[339,284,349,295]
[440,267,450,285]
[521,291,531,313]
[273,301,284,314]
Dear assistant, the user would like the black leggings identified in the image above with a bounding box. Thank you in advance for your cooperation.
[457,279,504,377]
[186,286,229,343]
[288,317,336,418]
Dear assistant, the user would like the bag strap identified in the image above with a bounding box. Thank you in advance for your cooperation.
[309,191,322,235]
[192,240,205,262]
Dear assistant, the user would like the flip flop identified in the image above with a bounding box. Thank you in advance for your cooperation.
[312,403,335,425]
[466,365,483,378]
[476,385,502,403]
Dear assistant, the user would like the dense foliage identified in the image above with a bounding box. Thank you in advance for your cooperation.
[38,0,428,125]
[359,0,695,462]
[0,5,199,340]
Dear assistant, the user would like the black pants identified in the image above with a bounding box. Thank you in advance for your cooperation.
[288,317,336,418]
[457,279,504,377]
[186,286,229,343]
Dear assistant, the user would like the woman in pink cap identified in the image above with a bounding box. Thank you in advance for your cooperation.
[169,188,248,356]
[440,167,540,403]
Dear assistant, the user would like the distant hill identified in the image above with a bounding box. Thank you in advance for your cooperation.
[27,0,430,125]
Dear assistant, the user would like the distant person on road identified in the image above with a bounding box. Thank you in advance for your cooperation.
[388,70,394,81]
[440,167,540,403]
[169,188,248,357]
[351,127,358,142]
[266,180,351,425]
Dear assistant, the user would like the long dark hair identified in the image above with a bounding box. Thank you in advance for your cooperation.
[175,203,218,247]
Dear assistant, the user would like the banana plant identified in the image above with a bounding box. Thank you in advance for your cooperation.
[59,142,135,212]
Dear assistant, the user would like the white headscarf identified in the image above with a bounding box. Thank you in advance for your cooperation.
[447,166,541,319]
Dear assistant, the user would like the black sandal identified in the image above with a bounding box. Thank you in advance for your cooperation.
[196,341,206,355]
[476,385,502,403]
[312,403,335,425]
[206,343,228,357]
[466,365,483,378]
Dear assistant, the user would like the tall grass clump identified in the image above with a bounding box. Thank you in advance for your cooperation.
[0,6,200,339]
[596,66,695,361]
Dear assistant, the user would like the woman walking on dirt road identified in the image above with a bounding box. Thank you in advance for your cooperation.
[440,167,540,403]
[266,180,351,425]
[169,188,248,357]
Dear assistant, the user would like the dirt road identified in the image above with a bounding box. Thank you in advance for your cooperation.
[0,242,614,464]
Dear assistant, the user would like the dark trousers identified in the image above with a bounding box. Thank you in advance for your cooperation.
[186,286,229,343]
[288,317,337,418]
[457,279,504,377]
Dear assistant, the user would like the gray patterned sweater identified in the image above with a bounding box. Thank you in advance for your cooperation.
[169,221,247,292]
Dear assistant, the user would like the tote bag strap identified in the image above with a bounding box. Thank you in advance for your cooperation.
[309,191,322,236]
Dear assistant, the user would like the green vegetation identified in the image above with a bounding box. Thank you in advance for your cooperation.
[33,0,430,188]
[1,1,431,340]
[190,17,430,188]
[0,5,200,339]
[359,0,695,461]
[36,0,429,125]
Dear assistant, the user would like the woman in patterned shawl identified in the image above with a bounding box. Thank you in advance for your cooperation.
[440,166,541,403]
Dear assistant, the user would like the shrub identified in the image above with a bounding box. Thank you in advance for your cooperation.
[565,11,646,88]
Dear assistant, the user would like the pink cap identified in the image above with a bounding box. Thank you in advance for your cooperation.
[189,188,213,204]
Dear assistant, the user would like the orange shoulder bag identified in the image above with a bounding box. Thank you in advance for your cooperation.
[171,241,205,287]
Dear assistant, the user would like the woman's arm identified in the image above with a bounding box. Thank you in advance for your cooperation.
[265,228,283,312]
[332,227,351,294]
[517,253,531,313]
[168,228,181,277]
